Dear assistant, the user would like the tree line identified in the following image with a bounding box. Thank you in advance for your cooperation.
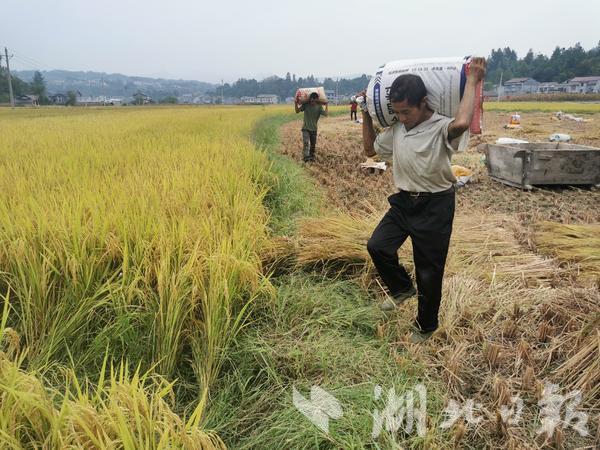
[209,73,370,100]
[0,70,71,105]
[212,42,600,98]
[486,42,600,87]
[3,42,599,103]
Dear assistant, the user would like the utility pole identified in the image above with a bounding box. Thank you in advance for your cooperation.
[4,47,15,108]
[221,79,224,105]
[101,74,106,105]
[498,71,503,102]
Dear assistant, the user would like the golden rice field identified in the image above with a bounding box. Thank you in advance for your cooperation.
[484,101,600,113]
[0,105,288,447]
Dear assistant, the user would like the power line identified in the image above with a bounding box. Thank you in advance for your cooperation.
[3,47,89,85]
[12,55,45,71]
[9,48,57,72]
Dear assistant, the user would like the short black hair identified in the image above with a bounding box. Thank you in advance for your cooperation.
[309,92,319,100]
[389,74,427,106]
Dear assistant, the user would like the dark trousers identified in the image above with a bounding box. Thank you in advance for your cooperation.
[302,129,317,160]
[351,110,357,120]
[367,188,455,332]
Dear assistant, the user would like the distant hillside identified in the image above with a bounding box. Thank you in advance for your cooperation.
[14,70,215,98]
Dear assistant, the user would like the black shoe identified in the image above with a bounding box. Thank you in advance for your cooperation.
[379,286,417,311]
[410,329,435,343]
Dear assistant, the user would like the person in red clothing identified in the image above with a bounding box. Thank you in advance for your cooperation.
[350,100,358,121]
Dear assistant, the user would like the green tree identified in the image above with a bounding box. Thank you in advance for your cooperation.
[66,91,77,106]
[0,69,29,102]
[31,71,49,104]
[133,91,147,105]
[159,96,178,104]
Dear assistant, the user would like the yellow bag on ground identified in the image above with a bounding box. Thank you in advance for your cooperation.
[452,165,473,187]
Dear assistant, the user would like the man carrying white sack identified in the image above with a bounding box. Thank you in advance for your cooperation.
[360,57,486,343]
[295,92,328,162]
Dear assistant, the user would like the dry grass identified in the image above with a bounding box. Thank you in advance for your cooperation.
[533,222,600,280]
[273,109,600,447]
[267,208,599,447]
[270,212,563,285]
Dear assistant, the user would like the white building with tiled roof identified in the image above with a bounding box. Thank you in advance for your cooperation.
[566,76,600,93]
[501,77,540,95]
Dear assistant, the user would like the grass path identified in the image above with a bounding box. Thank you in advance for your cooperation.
[204,115,451,449]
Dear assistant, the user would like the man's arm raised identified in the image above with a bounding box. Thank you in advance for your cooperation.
[358,91,377,158]
[448,56,486,141]
[362,109,377,158]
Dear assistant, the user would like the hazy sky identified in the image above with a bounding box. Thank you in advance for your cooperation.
[2,0,599,83]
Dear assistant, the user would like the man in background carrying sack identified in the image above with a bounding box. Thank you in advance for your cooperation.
[360,57,486,343]
[295,92,328,162]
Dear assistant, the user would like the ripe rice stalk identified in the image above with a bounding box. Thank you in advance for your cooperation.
[0,106,284,440]
[0,355,226,448]
[273,212,558,288]
[439,275,487,332]
[447,214,558,284]
[536,321,552,343]
[553,426,565,450]
[502,320,518,339]
[533,221,600,279]
[294,214,377,270]
[261,236,298,273]
[453,420,466,446]
[0,293,226,448]
[516,339,531,367]
[521,366,536,391]
[484,342,502,368]
[442,342,468,386]
[553,330,600,408]
[492,375,511,407]
[495,410,507,436]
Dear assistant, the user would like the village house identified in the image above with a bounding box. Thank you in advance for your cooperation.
[483,90,498,100]
[15,94,39,106]
[178,94,194,104]
[565,76,600,94]
[256,94,278,104]
[501,77,540,96]
[537,82,566,94]
[132,92,152,105]
[49,93,68,105]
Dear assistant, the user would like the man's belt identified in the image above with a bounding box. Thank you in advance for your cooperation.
[399,186,455,197]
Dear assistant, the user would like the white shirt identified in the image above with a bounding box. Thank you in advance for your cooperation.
[374,112,460,193]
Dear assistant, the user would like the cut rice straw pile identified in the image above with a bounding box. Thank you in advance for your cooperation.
[264,211,600,448]
[534,221,600,280]
[267,212,562,285]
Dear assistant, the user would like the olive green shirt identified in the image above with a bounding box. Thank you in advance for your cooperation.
[300,103,327,132]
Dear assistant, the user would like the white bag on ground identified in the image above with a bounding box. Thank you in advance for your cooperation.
[365,56,483,149]
[496,137,529,145]
[295,87,328,104]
